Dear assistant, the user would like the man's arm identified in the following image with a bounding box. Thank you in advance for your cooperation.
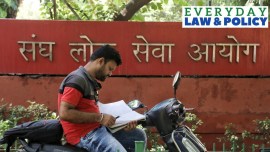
[59,101,101,123]
[59,101,116,126]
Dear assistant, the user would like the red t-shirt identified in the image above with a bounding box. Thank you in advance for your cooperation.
[58,87,100,145]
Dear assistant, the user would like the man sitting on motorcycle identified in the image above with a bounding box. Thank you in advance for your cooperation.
[58,44,147,152]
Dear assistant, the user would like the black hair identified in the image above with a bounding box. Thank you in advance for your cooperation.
[90,44,122,66]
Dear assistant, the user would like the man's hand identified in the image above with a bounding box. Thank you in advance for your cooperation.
[124,121,137,131]
[100,114,116,127]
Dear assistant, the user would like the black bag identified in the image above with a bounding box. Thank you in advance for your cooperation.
[0,119,63,152]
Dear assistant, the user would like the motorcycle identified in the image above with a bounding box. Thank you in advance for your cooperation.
[128,71,207,152]
[2,71,207,152]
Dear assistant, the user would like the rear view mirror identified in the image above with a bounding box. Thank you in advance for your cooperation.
[127,99,144,110]
[172,71,181,98]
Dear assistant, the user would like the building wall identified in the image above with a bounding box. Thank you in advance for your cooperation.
[0,20,269,149]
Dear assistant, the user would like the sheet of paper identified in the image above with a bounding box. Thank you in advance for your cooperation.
[112,111,145,128]
[98,100,146,132]
[98,100,132,117]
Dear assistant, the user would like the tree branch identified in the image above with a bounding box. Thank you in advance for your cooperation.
[52,0,57,19]
[63,0,81,20]
[114,0,152,21]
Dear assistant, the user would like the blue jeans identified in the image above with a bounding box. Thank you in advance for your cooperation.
[76,126,147,152]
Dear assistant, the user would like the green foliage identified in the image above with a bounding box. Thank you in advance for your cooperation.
[253,117,270,144]
[40,0,123,20]
[38,0,270,21]
[218,118,270,151]
[0,99,57,138]
[131,0,184,22]
[0,0,19,18]
[217,123,243,151]
[253,0,270,18]
[0,120,12,137]
[144,128,164,151]
[1,0,270,21]
[39,0,187,21]
[185,112,203,132]
[0,7,8,18]
[254,0,270,6]
[196,0,205,6]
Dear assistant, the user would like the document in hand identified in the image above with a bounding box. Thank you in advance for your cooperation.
[98,100,146,133]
